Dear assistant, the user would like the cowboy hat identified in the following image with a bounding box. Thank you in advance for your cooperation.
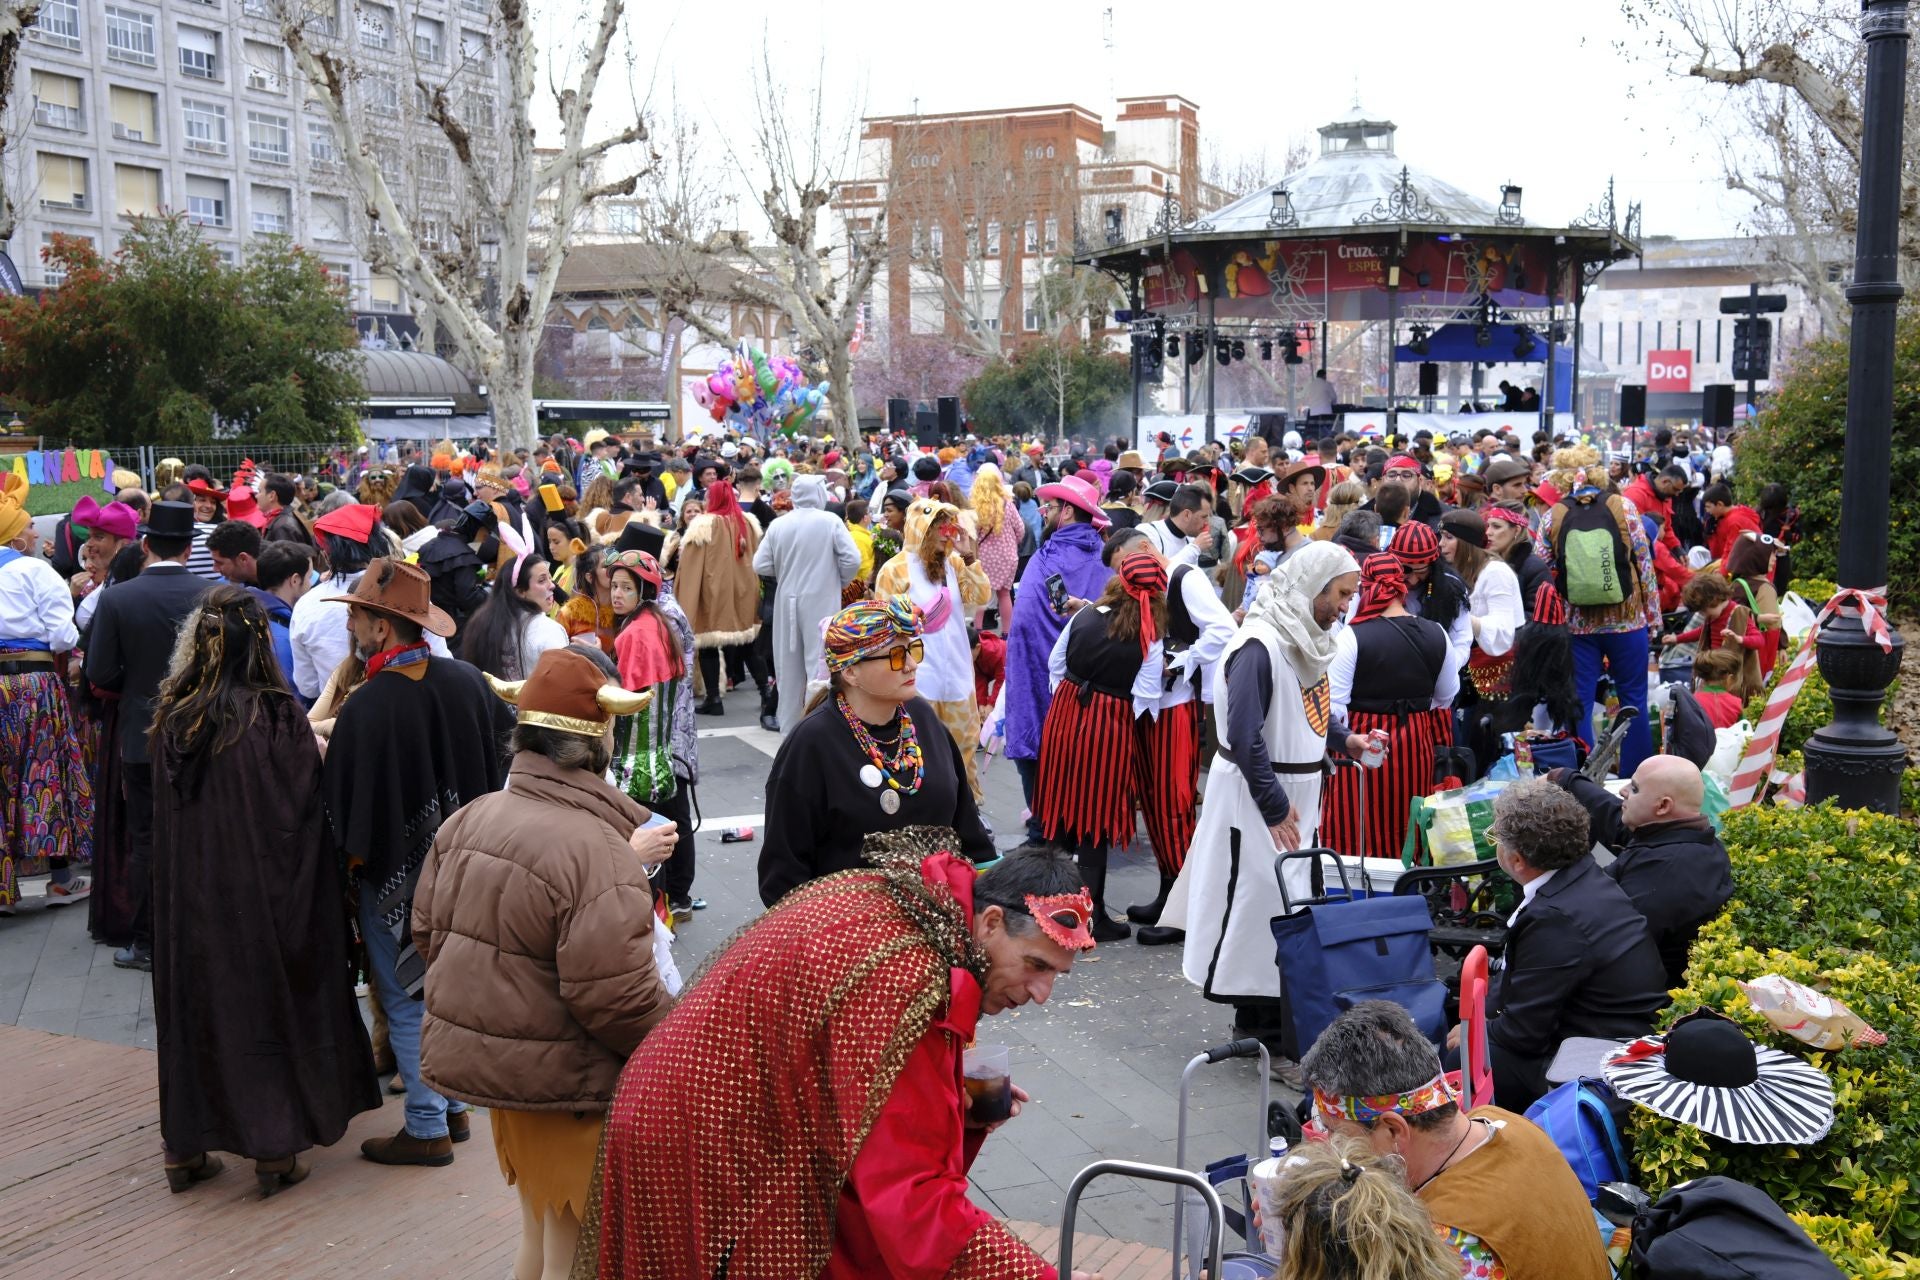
[1603,1009,1835,1147]
[1036,475,1111,529]
[1275,459,1326,491]
[487,647,649,736]
[324,557,456,637]
[1115,450,1147,471]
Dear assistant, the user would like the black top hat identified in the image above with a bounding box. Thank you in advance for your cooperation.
[137,500,197,540]
[614,519,665,559]
[1142,479,1181,504]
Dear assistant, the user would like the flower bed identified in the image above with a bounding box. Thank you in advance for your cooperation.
[1627,802,1920,1277]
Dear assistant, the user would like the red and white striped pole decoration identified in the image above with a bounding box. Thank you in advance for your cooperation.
[1727,587,1893,807]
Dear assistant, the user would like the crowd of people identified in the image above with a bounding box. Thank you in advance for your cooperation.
[0,410,1780,1279]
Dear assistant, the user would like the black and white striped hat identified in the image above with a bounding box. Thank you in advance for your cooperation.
[1603,1009,1835,1147]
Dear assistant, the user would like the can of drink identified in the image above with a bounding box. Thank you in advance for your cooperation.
[1360,729,1389,770]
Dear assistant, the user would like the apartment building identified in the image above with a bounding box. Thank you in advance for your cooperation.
[833,95,1221,355]
[14,0,507,314]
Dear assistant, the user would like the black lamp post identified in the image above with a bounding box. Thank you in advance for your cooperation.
[1804,0,1910,811]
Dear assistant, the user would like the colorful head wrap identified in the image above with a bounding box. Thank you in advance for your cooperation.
[1388,520,1440,569]
[1116,549,1167,656]
[1312,1071,1460,1127]
[824,595,923,672]
[1351,552,1407,625]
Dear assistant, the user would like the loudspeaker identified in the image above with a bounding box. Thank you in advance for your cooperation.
[914,410,940,447]
[1702,383,1735,430]
[936,396,960,439]
[1417,361,1439,397]
[886,398,910,434]
[1620,384,1647,428]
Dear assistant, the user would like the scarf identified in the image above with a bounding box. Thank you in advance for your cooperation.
[1245,541,1358,684]
[825,594,923,669]
[1116,550,1167,656]
[1352,552,1407,625]
[364,639,430,678]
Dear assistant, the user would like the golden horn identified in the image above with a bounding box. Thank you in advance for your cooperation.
[595,685,652,716]
[485,674,526,705]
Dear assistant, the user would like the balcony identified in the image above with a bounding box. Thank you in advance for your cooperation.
[184,136,228,156]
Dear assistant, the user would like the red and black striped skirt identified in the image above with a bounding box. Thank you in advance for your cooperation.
[1320,707,1453,861]
[1036,680,1138,849]
[1134,699,1202,876]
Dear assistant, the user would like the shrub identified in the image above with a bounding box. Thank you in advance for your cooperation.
[1628,803,1920,1276]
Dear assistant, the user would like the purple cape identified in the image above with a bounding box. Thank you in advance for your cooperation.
[1003,522,1115,760]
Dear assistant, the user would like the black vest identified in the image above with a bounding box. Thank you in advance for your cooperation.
[1064,606,1146,701]
[1348,615,1447,715]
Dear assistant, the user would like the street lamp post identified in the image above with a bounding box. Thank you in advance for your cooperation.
[1804,0,1911,811]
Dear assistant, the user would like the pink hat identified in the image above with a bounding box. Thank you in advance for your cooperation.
[72,495,138,541]
[1036,475,1111,529]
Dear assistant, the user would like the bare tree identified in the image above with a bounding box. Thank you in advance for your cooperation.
[0,2,41,248]
[278,0,649,451]
[1621,0,1918,325]
[643,48,881,451]
[1028,253,1124,436]
[1200,133,1314,206]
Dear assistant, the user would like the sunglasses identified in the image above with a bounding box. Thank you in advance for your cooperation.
[870,639,924,671]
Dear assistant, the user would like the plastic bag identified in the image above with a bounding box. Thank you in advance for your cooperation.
[1700,771,1730,832]
[1779,591,1821,640]
[1738,974,1886,1050]
[1421,780,1504,866]
[1704,719,1753,786]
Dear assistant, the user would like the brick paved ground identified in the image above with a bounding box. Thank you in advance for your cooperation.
[2,695,1274,1276]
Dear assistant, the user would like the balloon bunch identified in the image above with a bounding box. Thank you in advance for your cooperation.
[691,343,828,436]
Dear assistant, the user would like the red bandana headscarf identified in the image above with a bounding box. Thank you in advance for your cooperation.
[1352,552,1407,625]
[1116,549,1167,656]
[703,479,751,556]
[1388,521,1440,571]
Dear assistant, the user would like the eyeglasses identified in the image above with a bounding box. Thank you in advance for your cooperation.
[870,639,924,671]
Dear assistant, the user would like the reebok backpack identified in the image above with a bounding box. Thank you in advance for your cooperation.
[1555,495,1632,607]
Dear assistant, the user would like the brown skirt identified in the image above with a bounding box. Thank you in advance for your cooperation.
[491,1107,605,1219]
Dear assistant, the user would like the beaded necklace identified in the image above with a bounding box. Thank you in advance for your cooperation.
[836,694,925,796]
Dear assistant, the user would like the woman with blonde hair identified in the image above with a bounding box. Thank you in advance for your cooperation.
[1270,1137,1460,1280]
[579,474,616,542]
[969,462,1020,633]
[1312,480,1366,542]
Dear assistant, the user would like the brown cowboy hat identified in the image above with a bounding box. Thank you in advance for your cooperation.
[1276,459,1326,491]
[324,557,456,637]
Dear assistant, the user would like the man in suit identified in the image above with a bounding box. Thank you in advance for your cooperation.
[1480,777,1669,1110]
[84,501,212,971]
[1551,757,1733,989]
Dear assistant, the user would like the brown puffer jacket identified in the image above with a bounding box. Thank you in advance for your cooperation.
[414,748,672,1111]
[672,512,763,648]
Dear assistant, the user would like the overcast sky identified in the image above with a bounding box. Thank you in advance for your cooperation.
[542,0,1752,240]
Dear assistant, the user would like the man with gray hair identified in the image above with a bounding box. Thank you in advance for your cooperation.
[1477,778,1668,1109]
[1301,1001,1610,1280]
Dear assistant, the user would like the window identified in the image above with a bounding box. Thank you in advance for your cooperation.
[986,221,1000,255]
[369,273,403,311]
[110,87,158,143]
[31,1,82,50]
[1023,219,1037,253]
[1043,218,1059,253]
[359,3,393,50]
[115,164,162,219]
[586,313,610,331]
[413,16,443,60]
[365,74,399,118]
[31,72,83,132]
[178,26,220,80]
[459,27,491,61]
[929,225,943,257]
[185,175,228,228]
[244,41,285,93]
[309,194,348,241]
[182,99,228,155]
[247,111,290,164]
[105,6,158,66]
[1023,295,1043,332]
[607,203,640,235]
[461,91,496,134]
[419,149,451,191]
[307,120,339,169]
[38,153,88,210]
[461,0,486,11]
[40,232,95,287]
[250,185,291,235]
[418,213,446,249]
[296,0,337,35]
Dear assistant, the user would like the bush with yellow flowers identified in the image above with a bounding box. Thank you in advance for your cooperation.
[1626,802,1920,1276]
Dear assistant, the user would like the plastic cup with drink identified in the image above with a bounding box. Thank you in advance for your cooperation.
[962,1044,1014,1125]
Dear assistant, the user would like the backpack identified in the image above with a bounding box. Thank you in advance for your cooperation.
[1630,1176,1845,1280]
[1554,495,1632,607]
[1523,1076,1630,1202]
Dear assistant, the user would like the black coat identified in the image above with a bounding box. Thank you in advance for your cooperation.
[1489,853,1669,1065]
[417,531,487,634]
[1563,774,1733,988]
[82,564,212,764]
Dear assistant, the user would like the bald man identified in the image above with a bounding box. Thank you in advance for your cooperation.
[1550,756,1733,987]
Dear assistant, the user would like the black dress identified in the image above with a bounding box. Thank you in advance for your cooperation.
[758,695,992,907]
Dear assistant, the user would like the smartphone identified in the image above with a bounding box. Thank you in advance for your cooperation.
[1046,572,1069,613]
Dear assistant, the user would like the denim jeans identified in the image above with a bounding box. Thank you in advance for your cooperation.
[358,892,465,1139]
[1012,756,1046,844]
[1570,627,1653,775]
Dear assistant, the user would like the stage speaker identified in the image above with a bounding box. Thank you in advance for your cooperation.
[1702,383,1735,430]
[914,410,940,448]
[886,398,911,434]
[1620,384,1647,428]
[1417,361,1440,397]
[937,396,960,439]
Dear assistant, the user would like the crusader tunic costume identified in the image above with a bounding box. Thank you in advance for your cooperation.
[1161,542,1359,1003]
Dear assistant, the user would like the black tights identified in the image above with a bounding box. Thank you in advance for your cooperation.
[698,644,768,698]
[1066,836,1112,913]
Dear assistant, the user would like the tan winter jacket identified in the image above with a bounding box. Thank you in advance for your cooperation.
[672,511,763,648]
[414,749,672,1111]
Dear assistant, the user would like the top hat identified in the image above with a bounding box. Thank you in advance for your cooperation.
[137,500,198,540]
[323,557,456,637]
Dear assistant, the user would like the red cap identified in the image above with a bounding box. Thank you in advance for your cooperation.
[313,502,381,545]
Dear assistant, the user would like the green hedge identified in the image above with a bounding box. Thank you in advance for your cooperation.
[1628,802,1920,1277]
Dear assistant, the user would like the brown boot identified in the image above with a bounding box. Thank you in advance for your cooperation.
[447,1110,471,1144]
[360,1127,453,1167]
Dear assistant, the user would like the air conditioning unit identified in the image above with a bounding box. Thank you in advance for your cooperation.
[112,123,145,142]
